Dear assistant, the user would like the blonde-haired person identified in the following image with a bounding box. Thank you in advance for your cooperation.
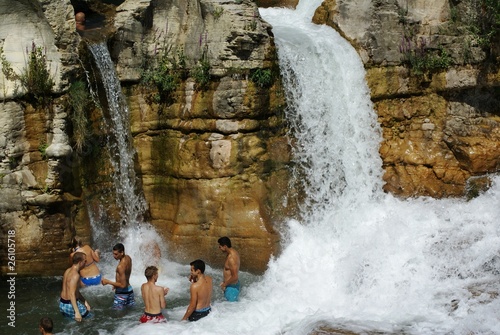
[70,236,101,286]
[140,266,169,323]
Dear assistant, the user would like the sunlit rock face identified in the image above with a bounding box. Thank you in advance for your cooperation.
[0,0,84,276]
[256,0,298,8]
[0,0,290,275]
[108,0,290,273]
[314,0,500,198]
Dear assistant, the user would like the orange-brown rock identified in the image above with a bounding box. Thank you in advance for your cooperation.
[256,0,298,8]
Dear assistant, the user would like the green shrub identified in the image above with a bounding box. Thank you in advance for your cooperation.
[212,7,224,21]
[69,80,92,153]
[38,141,48,160]
[463,0,500,50]
[191,51,211,91]
[141,46,187,102]
[0,42,54,104]
[250,68,273,88]
[398,21,451,74]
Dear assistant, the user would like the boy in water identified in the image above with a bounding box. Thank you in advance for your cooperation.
[181,259,213,321]
[39,317,54,335]
[101,243,135,309]
[59,252,91,321]
[140,266,169,323]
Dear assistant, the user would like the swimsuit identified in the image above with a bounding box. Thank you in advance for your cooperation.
[81,274,101,286]
[224,280,240,302]
[113,285,135,309]
[84,260,95,267]
[188,306,211,322]
[59,297,90,319]
[140,312,166,323]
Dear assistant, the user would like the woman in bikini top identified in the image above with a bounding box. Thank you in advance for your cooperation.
[70,237,101,279]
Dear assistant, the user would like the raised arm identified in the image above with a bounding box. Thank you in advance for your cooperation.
[91,248,100,262]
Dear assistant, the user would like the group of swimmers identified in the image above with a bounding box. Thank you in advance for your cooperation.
[60,236,241,324]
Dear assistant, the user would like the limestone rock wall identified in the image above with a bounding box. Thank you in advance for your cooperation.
[313,0,500,197]
[0,0,87,276]
[110,0,289,272]
[0,0,290,275]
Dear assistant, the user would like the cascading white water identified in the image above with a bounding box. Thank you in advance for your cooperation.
[79,3,500,334]
[88,42,147,226]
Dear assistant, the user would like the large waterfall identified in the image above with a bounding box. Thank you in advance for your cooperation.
[51,3,499,335]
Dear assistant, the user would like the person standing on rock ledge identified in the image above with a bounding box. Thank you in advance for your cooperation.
[101,243,135,309]
[75,12,85,31]
[218,236,241,301]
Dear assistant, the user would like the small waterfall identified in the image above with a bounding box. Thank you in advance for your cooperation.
[88,42,147,227]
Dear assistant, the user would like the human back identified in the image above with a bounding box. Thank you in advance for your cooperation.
[193,274,212,310]
[70,237,100,279]
[76,244,100,278]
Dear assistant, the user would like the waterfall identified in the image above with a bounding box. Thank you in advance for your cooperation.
[88,42,147,227]
[85,42,169,274]
[276,1,384,223]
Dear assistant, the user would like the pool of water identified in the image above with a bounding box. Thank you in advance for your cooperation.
[1,269,258,335]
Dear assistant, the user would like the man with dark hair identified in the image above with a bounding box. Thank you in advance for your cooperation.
[140,266,169,323]
[39,317,53,335]
[181,259,213,321]
[218,236,241,301]
[102,243,135,309]
[59,252,91,321]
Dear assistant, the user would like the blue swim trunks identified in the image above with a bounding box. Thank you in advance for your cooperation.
[59,297,90,319]
[81,274,101,286]
[224,281,240,302]
[113,285,135,309]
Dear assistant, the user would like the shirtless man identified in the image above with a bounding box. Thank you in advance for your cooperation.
[70,236,101,286]
[101,243,135,309]
[59,252,91,321]
[181,259,213,321]
[218,236,241,301]
[75,12,85,31]
[140,266,169,323]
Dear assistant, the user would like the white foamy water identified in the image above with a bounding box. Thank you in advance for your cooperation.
[78,1,500,334]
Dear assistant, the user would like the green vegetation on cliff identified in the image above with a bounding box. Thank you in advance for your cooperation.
[0,42,54,104]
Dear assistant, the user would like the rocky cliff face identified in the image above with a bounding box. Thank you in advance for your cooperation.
[0,0,85,276]
[313,0,500,197]
[1,0,498,276]
[0,0,289,275]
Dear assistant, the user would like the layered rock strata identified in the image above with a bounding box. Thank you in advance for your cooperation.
[0,0,289,275]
